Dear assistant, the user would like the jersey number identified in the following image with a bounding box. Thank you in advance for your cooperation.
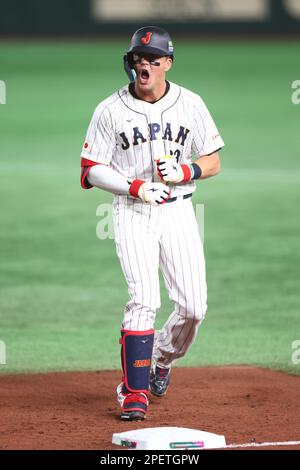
[169,149,181,163]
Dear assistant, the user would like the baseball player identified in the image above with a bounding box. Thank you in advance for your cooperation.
[81,26,224,421]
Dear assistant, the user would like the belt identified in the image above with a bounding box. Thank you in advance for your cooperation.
[165,193,192,203]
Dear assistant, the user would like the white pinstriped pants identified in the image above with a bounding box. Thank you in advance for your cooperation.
[113,195,207,368]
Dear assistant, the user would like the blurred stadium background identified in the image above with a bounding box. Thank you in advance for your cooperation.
[0,0,299,374]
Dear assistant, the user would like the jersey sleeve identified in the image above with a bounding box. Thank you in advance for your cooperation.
[192,96,224,157]
[81,103,116,165]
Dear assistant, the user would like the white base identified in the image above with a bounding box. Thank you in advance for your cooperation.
[112,426,226,450]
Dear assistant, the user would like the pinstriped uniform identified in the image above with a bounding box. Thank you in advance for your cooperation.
[82,81,224,368]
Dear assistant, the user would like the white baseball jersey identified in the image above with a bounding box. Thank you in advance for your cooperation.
[81,81,224,368]
[81,81,224,198]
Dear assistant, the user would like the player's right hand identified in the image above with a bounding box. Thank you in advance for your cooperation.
[129,180,171,206]
[138,182,171,205]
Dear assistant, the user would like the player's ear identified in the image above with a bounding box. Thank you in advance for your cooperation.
[163,57,173,72]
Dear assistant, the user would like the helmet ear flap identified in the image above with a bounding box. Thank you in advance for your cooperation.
[123,54,136,82]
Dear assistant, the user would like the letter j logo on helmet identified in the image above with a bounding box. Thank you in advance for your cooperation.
[141,32,152,45]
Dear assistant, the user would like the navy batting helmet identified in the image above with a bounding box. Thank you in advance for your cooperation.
[123,26,174,81]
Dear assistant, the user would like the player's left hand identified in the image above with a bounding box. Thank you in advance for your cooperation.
[156,156,191,183]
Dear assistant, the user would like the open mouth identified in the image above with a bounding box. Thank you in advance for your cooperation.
[141,69,149,79]
[140,69,150,83]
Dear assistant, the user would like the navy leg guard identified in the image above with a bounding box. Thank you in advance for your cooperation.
[120,329,154,394]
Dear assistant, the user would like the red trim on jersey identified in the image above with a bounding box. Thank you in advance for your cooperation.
[129,179,145,198]
[80,157,101,168]
[80,166,93,189]
[80,158,109,189]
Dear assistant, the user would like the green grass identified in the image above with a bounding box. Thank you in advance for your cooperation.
[0,40,299,374]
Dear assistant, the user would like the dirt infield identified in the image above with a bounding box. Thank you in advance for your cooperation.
[0,366,299,450]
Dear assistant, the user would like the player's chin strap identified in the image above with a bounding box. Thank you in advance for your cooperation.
[120,329,154,394]
[123,54,137,82]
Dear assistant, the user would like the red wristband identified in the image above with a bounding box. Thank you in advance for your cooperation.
[181,164,192,182]
[129,179,145,198]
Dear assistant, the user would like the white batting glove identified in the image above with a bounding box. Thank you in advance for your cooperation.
[129,180,171,206]
[156,156,192,183]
